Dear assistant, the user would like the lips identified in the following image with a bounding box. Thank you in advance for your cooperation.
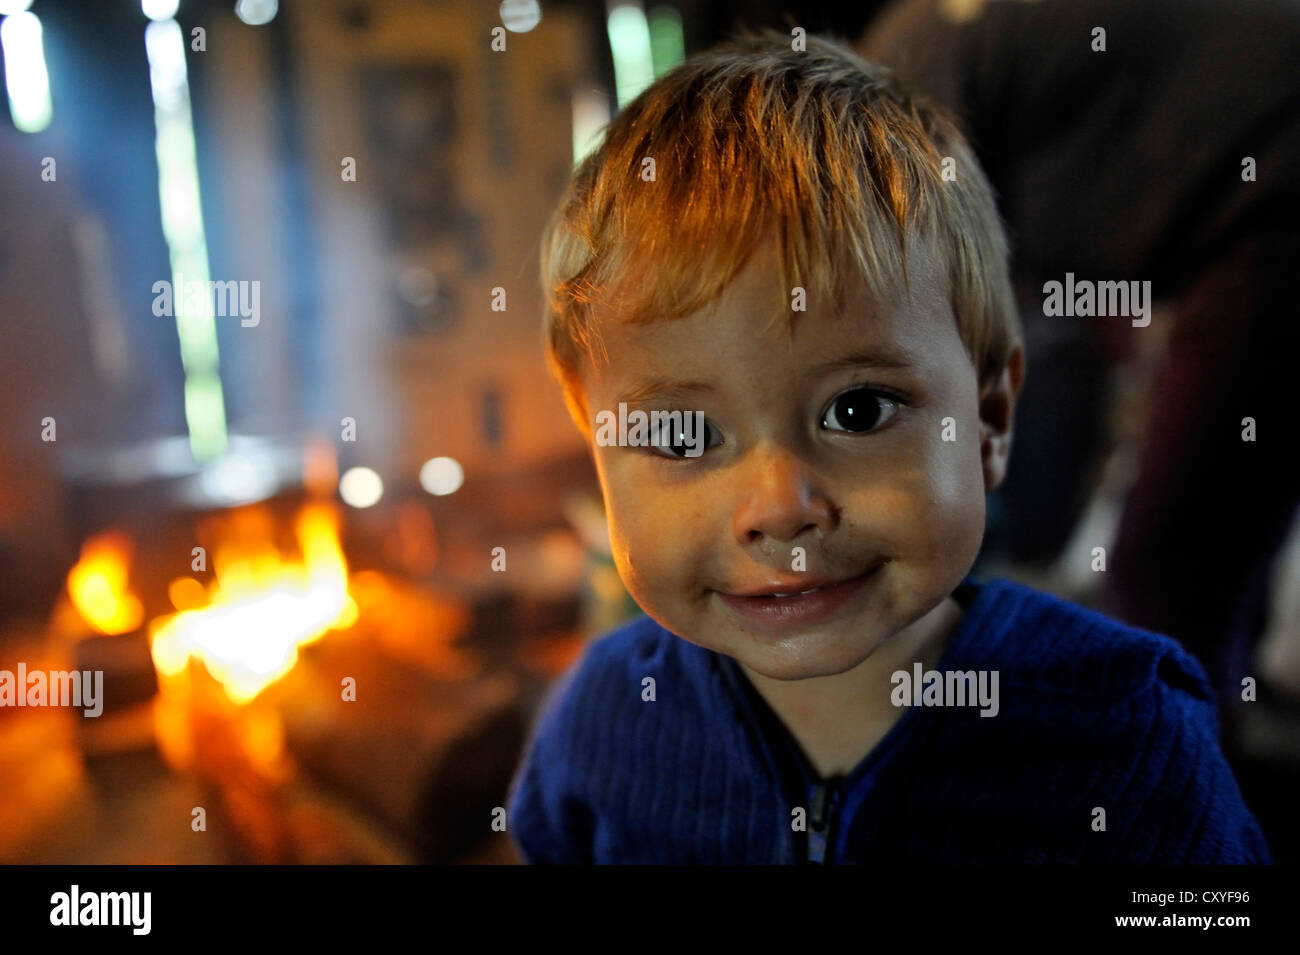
[729,577,852,598]
[715,562,885,629]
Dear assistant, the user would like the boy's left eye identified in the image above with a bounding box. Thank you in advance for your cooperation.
[821,387,900,433]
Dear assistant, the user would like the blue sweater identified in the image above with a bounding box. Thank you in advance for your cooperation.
[506,576,1272,863]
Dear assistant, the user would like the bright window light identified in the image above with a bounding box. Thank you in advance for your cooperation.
[648,5,684,77]
[606,3,654,109]
[145,17,228,460]
[1,12,52,133]
[142,0,181,22]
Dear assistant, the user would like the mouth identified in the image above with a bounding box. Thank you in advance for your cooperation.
[714,562,885,629]
[730,580,850,598]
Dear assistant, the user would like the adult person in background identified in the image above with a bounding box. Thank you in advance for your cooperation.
[859,0,1300,776]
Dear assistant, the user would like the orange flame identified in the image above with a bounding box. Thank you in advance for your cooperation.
[66,531,145,635]
[149,502,357,705]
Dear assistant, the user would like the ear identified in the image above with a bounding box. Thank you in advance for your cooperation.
[978,343,1025,492]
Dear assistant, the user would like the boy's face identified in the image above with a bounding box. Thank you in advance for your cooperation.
[578,236,1020,682]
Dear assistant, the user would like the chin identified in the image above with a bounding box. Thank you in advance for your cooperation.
[741,644,876,682]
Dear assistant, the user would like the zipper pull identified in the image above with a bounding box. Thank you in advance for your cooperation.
[806,777,842,864]
[810,781,831,831]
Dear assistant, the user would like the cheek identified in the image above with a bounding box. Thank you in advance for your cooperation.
[596,455,698,604]
[857,417,986,565]
[916,416,987,564]
[930,440,986,557]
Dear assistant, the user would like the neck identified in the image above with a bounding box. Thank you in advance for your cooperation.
[738,595,964,778]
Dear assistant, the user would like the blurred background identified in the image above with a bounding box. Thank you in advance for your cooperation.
[0,0,1296,864]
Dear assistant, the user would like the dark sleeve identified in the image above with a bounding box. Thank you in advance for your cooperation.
[1125,646,1272,864]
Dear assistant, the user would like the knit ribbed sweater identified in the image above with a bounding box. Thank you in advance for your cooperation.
[506,575,1272,863]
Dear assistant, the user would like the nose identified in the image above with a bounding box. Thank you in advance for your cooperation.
[731,441,839,552]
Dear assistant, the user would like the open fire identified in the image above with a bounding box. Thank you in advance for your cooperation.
[149,502,358,704]
[63,501,358,707]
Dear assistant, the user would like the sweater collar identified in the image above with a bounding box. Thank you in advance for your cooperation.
[706,573,995,792]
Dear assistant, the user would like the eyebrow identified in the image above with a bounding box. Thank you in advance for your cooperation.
[617,347,916,404]
[810,346,917,374]
[618,378,717,405]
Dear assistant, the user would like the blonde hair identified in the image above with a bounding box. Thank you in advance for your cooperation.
[540,28,1020,429]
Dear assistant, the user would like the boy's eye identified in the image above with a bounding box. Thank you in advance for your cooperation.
[821,387,900,433]
[648,416,722,459]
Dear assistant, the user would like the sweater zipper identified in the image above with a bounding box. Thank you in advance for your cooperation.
[806,776,842,864]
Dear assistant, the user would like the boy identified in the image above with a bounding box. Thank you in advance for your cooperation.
[505,29,1271,864]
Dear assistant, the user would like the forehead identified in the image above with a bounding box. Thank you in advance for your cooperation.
[584,238,961,395]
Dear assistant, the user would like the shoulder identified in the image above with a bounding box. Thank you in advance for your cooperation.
[952,575,1213,704]
[520,613,720,769]
[538,613,685,722]
[504,614,711,863]
[579,611,682,675]
[513,614,657,754]
[948,577,1271,862]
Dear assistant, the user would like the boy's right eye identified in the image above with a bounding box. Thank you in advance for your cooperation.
[647,417,722,460]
